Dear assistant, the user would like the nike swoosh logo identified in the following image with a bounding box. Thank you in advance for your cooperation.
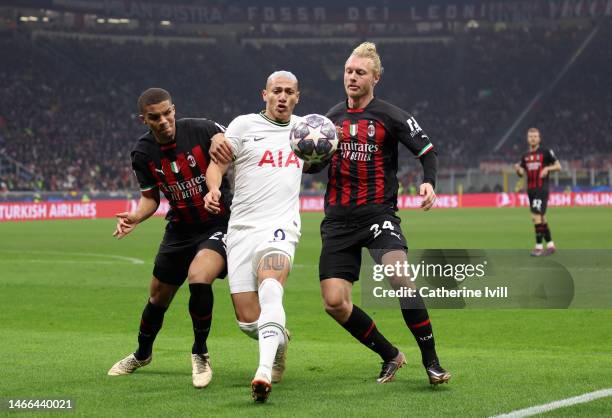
[242,136,265,143]
[155,169,165,175]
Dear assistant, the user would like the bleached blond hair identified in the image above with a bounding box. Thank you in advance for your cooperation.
[266,70,299,88]
[350,42,383,77]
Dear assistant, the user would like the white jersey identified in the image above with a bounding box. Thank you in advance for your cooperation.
[225,112,303,230]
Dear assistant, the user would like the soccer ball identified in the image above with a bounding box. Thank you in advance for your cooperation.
[290,114,338,163]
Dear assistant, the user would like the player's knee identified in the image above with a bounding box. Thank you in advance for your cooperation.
[149,278,177,307]
[187,249,224,284]
[149,289,174,307]
[187,268,216,285]
[323,294,351,319]
[238,320,259,340]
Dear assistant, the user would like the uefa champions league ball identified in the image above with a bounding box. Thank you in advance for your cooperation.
[289,114,339,163]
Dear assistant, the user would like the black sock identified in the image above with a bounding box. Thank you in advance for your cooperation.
[341,305,398,362]
[534,223,545,244]
[400,293,438,366]
[542,223,552,242]
[135,301,167,360]
[189,283,213,355]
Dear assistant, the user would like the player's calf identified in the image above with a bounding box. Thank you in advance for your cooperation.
[254,278,286,383]
[272,328,290,383]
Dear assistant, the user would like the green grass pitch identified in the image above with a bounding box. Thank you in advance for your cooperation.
[1,207,611,417]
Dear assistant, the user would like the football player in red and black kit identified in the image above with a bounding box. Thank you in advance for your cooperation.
[107,88,231,389]
[514,127,561,256]
[310,42,451,385]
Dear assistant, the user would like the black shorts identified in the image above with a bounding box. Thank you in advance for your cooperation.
[527,189,549,215]
[153,221,228,286]
[319,214,408,282]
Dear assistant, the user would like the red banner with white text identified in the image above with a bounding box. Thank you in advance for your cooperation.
[0,192,610,221]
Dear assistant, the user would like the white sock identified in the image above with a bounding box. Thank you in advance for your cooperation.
[535,243,543,250]
[547,241,555,248]
[238,320,258,340]
[256,278,285,382]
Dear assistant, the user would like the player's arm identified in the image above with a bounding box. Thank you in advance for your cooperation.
[204,161,229,214]
[514,159,526,177]
[541,160,561,177]
[210,133,234,164]
[113,188,160,239]
[189,118,232,164]
[541,150,561,177]
[419,151,437,211]
[115,151,161,239]
[393,111,437,211]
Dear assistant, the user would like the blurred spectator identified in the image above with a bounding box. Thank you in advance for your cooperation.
[0,24,610,192]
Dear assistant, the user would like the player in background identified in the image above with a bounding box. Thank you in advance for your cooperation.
[205,71,306,402]
[308,42,450,385]
[108,88,231,389]
[514,127,561,256]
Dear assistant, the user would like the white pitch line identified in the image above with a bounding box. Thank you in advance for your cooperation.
[0,249,144,265]
[490,388,612,418]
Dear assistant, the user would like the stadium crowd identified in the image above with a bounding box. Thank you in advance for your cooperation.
[1,24,610,191]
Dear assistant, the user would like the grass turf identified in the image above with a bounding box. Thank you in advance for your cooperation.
[0,207,611,417]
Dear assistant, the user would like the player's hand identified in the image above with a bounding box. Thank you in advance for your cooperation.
[113,212,139,239]
[419,183,436,211]
[210,135,233,164]
[540,167,549,178]
[335,125,344,141]
[204,189,222,214]
[514,163,524,177]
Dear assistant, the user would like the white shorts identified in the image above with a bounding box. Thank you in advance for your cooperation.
[226,224,300,294]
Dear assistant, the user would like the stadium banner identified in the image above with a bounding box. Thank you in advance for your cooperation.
[0,192,610,221]
[0,199,169,222]
[40,0,612,24]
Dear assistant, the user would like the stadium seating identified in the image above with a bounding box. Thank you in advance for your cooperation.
[1,24,610,191]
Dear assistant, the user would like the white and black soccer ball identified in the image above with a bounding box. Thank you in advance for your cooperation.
[290,114,338,163]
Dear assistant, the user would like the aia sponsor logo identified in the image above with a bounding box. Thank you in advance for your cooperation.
[257,150,301,168]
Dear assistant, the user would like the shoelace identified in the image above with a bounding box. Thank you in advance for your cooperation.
[124,356,141,369]
[193,356,209,373]
[379,360,396,377]
[427,362,446,375]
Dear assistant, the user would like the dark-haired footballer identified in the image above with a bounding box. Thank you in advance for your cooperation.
[107,88,231,389]
[514,127,561,256]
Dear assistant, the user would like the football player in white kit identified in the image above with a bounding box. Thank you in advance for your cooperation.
[204,71,305,403]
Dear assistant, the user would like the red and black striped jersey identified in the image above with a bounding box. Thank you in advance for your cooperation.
[131,118,231,224]
[519,147,558,191]
[324,98,434,219]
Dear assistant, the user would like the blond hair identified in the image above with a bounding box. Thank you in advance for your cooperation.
[350,42,383,76]
[266,70,298,88]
